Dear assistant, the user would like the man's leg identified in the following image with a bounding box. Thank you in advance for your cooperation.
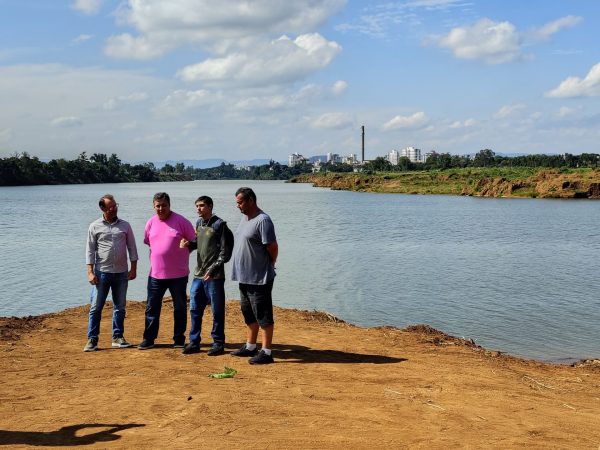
[87,270,110,339]
[168,276,189,345]
[110,271,128,338]
[143,276,167,342]
[208,279,226,345]
[188,278,208,346]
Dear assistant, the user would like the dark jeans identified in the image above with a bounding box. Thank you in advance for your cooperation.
[189,278,225,345]
[143,276,188,343]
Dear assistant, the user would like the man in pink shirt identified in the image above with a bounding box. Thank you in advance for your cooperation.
[138,192,196,350]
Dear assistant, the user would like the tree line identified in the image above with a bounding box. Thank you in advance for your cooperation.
[0,153,312,186]
[352,149,600,173]
[3,149,599,186]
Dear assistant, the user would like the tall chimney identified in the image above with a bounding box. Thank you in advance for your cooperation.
[361,125,365,162]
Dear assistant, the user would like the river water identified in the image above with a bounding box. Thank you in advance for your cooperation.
[1,180,599,362]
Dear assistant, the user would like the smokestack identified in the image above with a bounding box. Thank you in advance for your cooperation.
[361,125,365,162]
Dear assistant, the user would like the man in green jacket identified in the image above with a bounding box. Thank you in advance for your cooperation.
[180,196,232,356]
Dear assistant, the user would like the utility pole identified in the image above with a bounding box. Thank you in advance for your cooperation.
[361,125,365,162]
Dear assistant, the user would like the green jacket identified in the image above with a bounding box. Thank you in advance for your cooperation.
[188,216,230,280]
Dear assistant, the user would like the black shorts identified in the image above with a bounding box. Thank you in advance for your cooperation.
[239,280,274,327]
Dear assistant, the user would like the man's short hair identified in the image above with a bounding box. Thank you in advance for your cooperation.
[99,194,115,209]
[195,195,213,207]
[153,192,170,204]
[235,187,256,203]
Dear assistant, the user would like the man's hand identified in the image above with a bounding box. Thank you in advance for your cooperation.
[202,271,213,282]
[127,269,137,280]
[179,238,189,248]
[88,271,98,285]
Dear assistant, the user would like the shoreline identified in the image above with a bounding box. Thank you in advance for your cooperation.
[1,300,599,447]
[290,169,600,198]
[1,301,597,366]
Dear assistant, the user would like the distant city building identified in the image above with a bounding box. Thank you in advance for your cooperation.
[288,152,308,167]
[312,160,322,173]
[400,146,423,163]
[326,152,341,164]
[342,153,359,165]
[387,149,400,165]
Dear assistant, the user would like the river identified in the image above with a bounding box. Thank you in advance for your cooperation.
[1,180,599,362]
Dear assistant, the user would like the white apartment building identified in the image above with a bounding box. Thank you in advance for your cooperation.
[387,149,400,165]
[288,152,308,167]
[342,153,359,165]
[400,146,423,163]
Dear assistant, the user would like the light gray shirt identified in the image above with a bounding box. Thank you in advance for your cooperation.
[231,211,276,285]
[86,217,138,273]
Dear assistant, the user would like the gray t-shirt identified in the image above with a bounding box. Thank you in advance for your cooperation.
[230,211,276,285]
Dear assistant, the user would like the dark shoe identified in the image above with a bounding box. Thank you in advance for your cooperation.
[83,337,98,352]
[173,339,185,348]
[182,343,200,354]
[138,339,155,350]
[231,344,258,357]
[207,344,225,356]
[249,350,274,365]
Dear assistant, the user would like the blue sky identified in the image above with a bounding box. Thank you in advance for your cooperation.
[1,0,599,162]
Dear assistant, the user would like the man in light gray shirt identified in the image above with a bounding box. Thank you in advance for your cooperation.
[84,194,138,352]
[230,187,278,364]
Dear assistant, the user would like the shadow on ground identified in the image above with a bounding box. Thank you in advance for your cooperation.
[0,423,144,446]
[225,343,407,364]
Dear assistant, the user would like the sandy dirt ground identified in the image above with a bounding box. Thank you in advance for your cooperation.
[1,299,599,449]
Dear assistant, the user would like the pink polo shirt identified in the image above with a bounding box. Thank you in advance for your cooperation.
[144,211,196,279]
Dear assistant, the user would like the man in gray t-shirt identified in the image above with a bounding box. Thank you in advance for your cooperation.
[230,187,278,364]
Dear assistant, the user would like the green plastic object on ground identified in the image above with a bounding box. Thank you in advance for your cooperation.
[208,367,238,379]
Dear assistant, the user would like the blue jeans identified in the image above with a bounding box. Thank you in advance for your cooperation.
[189,278,225,345]
[143,276,188,343]
[87,270,128,339]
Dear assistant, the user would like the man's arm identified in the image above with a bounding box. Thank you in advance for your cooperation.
[86,224,98,285]
[128,260,137,281]
[266,241,278,267]
[87,263,98,285]
[205,222,228,280]
[126,222,138,280]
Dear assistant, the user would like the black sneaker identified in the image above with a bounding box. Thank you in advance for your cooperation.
[138,339,155,350]
[207,344,225,356]
[173,338,186,348]
[231,344,258,357]
[182,343,200,354]
[249,350,274,365]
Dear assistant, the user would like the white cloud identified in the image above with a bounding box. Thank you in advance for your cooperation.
[335,0,465,38]
[155,89,216,115]
[311,112,353,129]
[545,63,600,98]
[106,0,346,59]
[72,34,93,45]
[51,116,83,127]
[103,91,149,110]
[532,15,582,41]
[494,103,526,119]
[449,118,475,129]
[437,18,523,64]
[382,111,428,130]
[558,106,578,117]
[71,0,103,16]
[331,80,348,95]
[177,33,341,87]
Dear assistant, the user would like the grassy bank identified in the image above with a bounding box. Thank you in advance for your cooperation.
[290,167,600,198]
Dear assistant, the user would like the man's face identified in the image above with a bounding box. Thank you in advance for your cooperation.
[101,198,118,222]
[195,201,212,220]
[236,194,252,215]
[153,199,171,221]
